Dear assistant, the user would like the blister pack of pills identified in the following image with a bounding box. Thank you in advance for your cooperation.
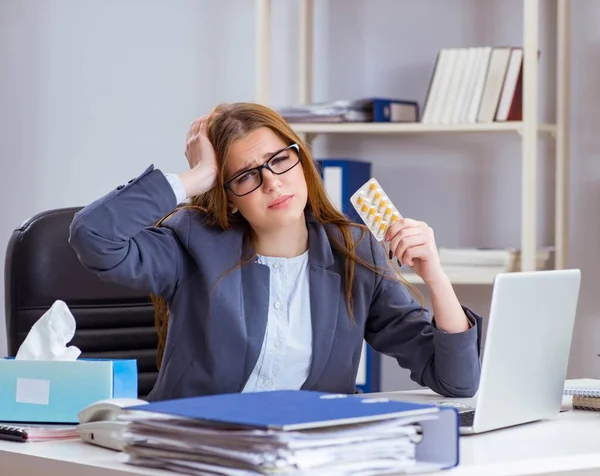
[350,178,402,241]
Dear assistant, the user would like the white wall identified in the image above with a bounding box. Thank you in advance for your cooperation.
[0,0,256,353]
[1,0,598,390]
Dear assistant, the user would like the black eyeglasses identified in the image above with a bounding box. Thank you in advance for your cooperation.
[224,143,301,197]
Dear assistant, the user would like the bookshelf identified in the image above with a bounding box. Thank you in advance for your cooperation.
[291,122,557,135]
[254,0,571,286]
[403,270,499,286]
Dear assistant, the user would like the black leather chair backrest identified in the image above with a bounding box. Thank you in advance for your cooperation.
[4,207,158,398]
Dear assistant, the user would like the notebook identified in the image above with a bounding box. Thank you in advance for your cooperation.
[0,423,78,442]
[564,379,600,397]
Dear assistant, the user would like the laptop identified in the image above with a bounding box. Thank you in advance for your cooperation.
[382,269,581,435]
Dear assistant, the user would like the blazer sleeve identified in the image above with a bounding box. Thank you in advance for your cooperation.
[68,165,188,299]
[364,234,483,398]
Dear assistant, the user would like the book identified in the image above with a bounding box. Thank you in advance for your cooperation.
[0,423,78,442]
[421,45,540,125]
[495,47,524,121]
[477,47,512,123]
[564,379,600,397]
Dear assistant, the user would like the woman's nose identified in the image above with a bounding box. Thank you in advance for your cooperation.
[261,169,282,191]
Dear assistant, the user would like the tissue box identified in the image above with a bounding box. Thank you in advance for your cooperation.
[0,358,138,423]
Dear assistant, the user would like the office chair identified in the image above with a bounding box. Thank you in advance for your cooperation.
[4,207,158,398]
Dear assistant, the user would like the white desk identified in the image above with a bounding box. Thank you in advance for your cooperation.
[381,391,600,476]
[0,437,169,476]
[0,394,598,476]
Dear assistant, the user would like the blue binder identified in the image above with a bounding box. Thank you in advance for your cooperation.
[315,159,371,224]
[316,159,380,394]
[368,97,419,122]
[130,390,434,430]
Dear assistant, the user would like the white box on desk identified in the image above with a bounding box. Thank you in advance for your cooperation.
[0,358,137,423]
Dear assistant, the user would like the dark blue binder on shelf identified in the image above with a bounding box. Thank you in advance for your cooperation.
[316,158,381,393]
[368,97,419,122]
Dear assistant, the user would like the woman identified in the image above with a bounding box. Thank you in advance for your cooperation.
[69,102,482,402]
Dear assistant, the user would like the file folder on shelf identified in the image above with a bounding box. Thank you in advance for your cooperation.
[316,159,371,225]
[316,159,380,393]
[369,97,419,122]
[123,390,460,474]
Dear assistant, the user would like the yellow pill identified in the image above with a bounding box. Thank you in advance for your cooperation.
[361,204,369,214]
[390,212,400,223]
[367,207,376,220]
[378,222,387,237]
[383,207,393,220]
[378,199,388,213]
[357,195,366,206]
[368,183,378,198]
[373,214,382,225]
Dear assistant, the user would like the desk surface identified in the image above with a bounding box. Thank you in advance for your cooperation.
[0,392,599,476]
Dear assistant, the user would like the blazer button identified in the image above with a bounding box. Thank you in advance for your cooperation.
[116,185,125,190]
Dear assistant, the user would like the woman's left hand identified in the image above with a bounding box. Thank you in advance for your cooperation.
[385,218,447,286]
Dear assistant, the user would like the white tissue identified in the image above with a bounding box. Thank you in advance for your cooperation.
[15,300,81,361]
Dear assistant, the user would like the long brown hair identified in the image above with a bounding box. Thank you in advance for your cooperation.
[152,102,420,368]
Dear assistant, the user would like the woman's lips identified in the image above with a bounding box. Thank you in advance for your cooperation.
[268,195,293,209]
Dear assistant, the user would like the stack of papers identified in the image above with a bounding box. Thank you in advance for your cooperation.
[278,100,371,123]
[0,423,78,442]
[122,417,424,475]
[118,390,455,475]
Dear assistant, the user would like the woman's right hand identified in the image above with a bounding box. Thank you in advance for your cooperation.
[178,116,218,197]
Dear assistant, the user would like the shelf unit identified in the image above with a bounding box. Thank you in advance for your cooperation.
[403,270,500,286]
[291,122,557,135]
[254,0,572,285]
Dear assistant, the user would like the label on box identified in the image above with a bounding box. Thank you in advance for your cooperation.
[16,378,50,405]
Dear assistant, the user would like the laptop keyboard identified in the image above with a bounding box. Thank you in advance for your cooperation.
[459,410,475,427]
[432,401,476,427]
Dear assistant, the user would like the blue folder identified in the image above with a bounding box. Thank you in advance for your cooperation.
[130,390,435,430]
[316,158,381,394]
[316,158,371,225]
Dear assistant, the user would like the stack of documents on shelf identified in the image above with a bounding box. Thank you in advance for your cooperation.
[436,247,553,277]
[279,98,418,123]
[421,46,534,124]
[119,390,459,475]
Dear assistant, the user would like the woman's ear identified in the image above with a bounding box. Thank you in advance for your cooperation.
[228,202,238,214]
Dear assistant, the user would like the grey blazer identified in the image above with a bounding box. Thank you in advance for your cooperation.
[69,165,482,401]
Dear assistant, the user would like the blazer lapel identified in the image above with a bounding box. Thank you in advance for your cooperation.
[239,258,270,391]
[302,217,341,390]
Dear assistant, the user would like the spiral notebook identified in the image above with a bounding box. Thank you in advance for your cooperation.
[564,379,600,397]
[0,423,77,442]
